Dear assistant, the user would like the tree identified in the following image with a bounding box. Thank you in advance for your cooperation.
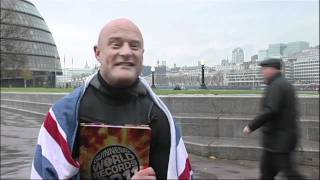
[20,69,33,88]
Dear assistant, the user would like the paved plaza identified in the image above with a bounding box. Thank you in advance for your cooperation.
[190,153,319,179]
[1,109,318,179]
[1,110,42,179]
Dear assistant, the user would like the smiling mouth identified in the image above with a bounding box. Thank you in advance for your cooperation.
[115,62,135,67]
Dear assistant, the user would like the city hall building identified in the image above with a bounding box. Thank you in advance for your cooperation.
[1,0,62,87]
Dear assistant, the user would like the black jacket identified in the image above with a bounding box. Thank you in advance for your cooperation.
[248,72,299,152]
[76,73,170,179]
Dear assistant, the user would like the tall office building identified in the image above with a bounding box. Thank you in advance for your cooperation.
[283,41,309,57]
[232,47,244,64]
[268,43,287,58]
[258,41,310,61]
[251,54,258,63]
[258,49,268,61]
[1,0,62,87]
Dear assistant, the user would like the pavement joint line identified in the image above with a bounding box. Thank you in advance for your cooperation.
[1,99,53,105]
[0,106,46,118]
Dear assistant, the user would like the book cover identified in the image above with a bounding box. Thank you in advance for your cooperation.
[79,123,151,180]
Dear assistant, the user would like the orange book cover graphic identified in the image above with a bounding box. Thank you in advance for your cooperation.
[79,123,151,180]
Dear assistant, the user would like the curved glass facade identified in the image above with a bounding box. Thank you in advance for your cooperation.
[1,0,62,87]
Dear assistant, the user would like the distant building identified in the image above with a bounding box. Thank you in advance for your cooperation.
[251,54,258,63]
[232,47,244,64]
[84,61,90,69]
[258,49,268,61]
[221,59,229,66]
[170,64,180,73]
[226,46,319,88]
[141,65,152,76]
[283,41,309,57]
[257,41,310,62]
[154,64,168,85]
[179,65,201,75]
[290,47,319,85]
[144,44,318,89]
[282,58,296,83]
[161,61,166,67]
[268,43,287,58]
[56,66,96,88]
[1,0,62,87]
[226,64,263,87]
[155,65,167,75]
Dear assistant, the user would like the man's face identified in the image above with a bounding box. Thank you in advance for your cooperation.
[261,67,278,81]
[94,23,144,87]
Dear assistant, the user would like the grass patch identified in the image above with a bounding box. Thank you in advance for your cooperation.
[297,91,320,95]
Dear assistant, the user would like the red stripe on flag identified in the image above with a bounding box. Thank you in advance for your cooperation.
[43,113,79,168]
[179,158,192,180]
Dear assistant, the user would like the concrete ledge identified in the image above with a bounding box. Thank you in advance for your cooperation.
[160,96,319,119]
[184,136,319,166]
[176,116,319,141]
[2,93,318,118]
[2,98,317,141]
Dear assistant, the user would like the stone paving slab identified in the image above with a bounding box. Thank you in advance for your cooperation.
[1,110,42,179]
[190,153,319,180]
[184,136,319,166]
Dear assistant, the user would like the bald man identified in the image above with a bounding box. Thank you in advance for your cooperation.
[94,18,144,88]
[31,18,193,180]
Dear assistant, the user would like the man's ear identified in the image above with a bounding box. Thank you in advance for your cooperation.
[94,45,100,61]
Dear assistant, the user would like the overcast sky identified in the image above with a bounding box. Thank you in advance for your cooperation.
[30,0,319,68]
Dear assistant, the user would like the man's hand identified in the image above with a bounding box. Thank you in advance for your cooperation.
[243,125,251,135]
[132,167,156,180]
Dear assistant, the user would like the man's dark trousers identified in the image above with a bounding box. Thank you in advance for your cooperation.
[260,150,306,180]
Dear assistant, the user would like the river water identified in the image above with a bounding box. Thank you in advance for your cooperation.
[1,110,43,179]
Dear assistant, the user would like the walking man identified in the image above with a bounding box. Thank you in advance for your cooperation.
[243,58,305,180]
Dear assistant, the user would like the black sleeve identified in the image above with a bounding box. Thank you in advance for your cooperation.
[249,84,282,131]
[149,104,171,179]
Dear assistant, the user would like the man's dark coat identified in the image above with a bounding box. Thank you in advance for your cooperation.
[249,73,299,152]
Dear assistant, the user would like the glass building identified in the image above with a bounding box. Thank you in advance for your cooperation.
[1,0,62,87]
[258,41,310,62]
[258,49,268,62]
[267,43,287,58]
[231,47,244,64]
[283,41,309,57]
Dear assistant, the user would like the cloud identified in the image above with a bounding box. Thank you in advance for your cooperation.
[30,0,319,68]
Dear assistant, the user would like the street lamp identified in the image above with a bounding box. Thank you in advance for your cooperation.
[200,59,207,89]
[151,66,156,88]
[253,62,256,90]
[54,56,58,88]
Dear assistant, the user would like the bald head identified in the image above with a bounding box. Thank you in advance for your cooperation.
[94,18,144,88]
[97,18,143,48]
